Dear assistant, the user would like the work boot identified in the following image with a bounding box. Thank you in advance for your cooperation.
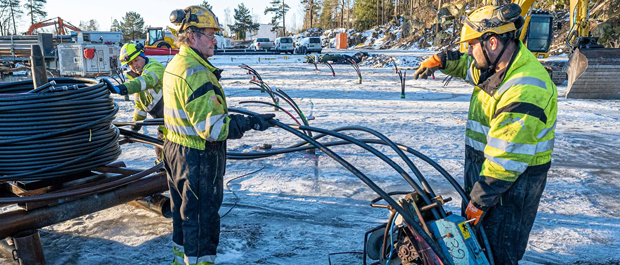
[172,244,185,265]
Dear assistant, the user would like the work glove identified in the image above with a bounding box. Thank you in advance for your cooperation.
[249,114,276,131]
[413,54,444,80]
[465,200,485,226]
[102,78,128,95]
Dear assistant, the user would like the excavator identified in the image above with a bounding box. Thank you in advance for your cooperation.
[518,0,620,98]
[460,0,620,99]
[564,0,620,99]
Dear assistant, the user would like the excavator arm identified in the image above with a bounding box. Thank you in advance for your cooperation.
[565,0,620,99]
[26,17,81,35]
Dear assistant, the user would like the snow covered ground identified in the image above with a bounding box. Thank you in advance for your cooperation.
[2,52,620,265]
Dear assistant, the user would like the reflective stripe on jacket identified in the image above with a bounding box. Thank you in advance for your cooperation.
[441,40,557,208]
[163,46,230,150]
[124,59,165,121]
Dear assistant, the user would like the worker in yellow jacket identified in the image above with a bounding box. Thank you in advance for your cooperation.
[104,43,166,162]
[414,4,557,264]
[163,6,276,265]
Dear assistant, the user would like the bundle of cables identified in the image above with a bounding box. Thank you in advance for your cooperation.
[0,78,121,181]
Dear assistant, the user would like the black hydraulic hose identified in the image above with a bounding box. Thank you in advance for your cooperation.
[344,56,362,84]
[323,62,335,76]
[0,78,121,181]
[249,84,312,136]
[249,80,279,107]
[228,107,450,263]
[121,118,467,202]
[333,127,439,203]
[239,101,301,126]
[274,122,451,264]
[274,87,309,125]
[291,125,442,220]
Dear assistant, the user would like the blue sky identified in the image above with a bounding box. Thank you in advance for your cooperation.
[36,0,303,33]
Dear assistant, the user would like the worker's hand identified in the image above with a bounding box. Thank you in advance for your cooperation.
[249,114,276,131]
[413,54,443,80]
[102,78,128,95]
[465,201,485,226]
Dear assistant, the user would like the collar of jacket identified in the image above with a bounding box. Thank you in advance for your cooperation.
[179,46,223,80]
[477,40,522,96]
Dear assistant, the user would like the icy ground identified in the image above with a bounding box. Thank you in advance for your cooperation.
[2,52,620,265]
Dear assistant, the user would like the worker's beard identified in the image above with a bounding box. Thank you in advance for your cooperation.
[473,57,489,71]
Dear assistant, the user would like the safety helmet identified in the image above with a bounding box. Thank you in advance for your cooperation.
[119,43,144,65]
[169,6,221,33]
[457,4,522,45]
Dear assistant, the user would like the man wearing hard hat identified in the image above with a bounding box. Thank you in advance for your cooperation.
[163,6,276,265]
[105,43,166,163]
[414,4,557,264]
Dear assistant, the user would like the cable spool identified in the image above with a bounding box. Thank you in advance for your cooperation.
[0,78,121,181]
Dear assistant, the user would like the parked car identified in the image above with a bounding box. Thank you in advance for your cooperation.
[249,38,274,51]
[274,37,295,54]
[294,37,322,54]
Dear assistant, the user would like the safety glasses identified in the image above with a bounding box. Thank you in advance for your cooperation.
[195,31,216,42]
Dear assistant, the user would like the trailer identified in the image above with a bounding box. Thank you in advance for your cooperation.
[0,33,121,78]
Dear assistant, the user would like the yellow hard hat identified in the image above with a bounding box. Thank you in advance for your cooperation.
[119,43,144,65]
[457,5,520,45]
[170,6,221,32]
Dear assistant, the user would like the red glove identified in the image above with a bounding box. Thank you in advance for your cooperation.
[413,54,443,80]
[465,201,485,226]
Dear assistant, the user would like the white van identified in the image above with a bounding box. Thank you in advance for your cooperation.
[274,37,294,54]
[294,37,322,54]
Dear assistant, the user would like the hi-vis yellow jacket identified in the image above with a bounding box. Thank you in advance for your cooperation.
[123,59,165,122]
[441,41,557,208]
[163,46,230,150]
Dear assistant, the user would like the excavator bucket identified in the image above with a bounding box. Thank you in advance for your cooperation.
[566,47,620,99]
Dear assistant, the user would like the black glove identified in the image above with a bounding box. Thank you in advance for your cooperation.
[249,114,276,131]
[102,78,128,95]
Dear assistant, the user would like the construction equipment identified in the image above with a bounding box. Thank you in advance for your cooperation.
[515,0,620,97]
[145,26,179,49]
[564,0,620,99]
[25,17,81,35]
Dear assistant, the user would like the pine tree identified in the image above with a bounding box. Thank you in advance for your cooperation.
[354,0,376,31]
[1,0,21,35]
[228,3,259,40]
[264,0,290,35]
[199,0,212,11]
[301,0,320,30]
[120,11,146,42]
[110,19,122,32]
[319,0,336,29]
[23,0,45,26]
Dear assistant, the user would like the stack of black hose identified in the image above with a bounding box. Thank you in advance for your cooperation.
[0,78,120,182]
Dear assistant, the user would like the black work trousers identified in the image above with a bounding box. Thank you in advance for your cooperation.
[163,140,226,264]
[463,152,549,265]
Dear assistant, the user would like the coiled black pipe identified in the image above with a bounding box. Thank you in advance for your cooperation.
[0,78,121,181]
